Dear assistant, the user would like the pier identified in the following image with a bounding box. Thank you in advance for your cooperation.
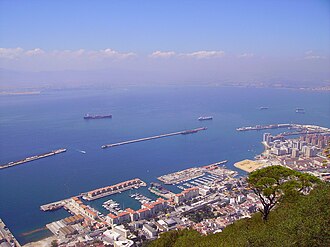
[101,127,207,149]
[40,200,67,211]
[236,124,292,131]
[82,178,147,201]
[158,160,235,185]
[0,148,67,170]
[0,218,21,247]
[236,123,330,135]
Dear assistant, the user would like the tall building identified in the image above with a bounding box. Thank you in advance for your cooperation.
[291,148,299,158]
[305,146,318,158]
[263,133,272,144]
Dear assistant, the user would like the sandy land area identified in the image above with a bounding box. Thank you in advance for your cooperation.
[23,235,58,247]
[234,159,264,173]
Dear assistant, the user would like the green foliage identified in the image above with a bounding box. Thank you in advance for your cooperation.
[247,166,320,220]
[51,240,58,247]
[148,184,330,247]
[183,205,215,223]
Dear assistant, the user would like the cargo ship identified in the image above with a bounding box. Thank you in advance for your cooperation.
[84,114,112,119]
[198,116,213,121]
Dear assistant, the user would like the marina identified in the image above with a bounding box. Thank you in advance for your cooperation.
[158,160,230,185]
[102,199,121,214]
[0,149,67,170]
[82,178,147,201]
[101,127,207,149]
[130,193,153,205]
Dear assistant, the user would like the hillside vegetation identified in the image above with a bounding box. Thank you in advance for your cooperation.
[148,184,330,247]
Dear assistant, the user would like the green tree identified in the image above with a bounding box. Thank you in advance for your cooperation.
[247,165,319,221]
[51,240,58,247]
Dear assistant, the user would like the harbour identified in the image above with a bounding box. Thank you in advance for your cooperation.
[0,149,67,170]
[101,127,207,149]
[157,160,230,185]
[1,86,329,245]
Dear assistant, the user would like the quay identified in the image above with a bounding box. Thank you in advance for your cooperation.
[40,178,147,216]
[0,148,67,170]
[236,123,330,134]
[0,218,21,247]
[40,200,67,211]
[236,123,292,131]
[82,178,147,201]
[101,127,207,149]
[158,160,229,185]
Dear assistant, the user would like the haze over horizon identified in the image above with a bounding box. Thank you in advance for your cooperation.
[0,0,329,89]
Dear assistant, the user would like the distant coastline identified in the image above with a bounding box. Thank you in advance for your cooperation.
[0,91,41,96]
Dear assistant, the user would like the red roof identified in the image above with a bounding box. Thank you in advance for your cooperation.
[107,213,118,219]
[137,208,150,213]
[125,208,136,214]
[156,198,166,203]
[117,211,130,217]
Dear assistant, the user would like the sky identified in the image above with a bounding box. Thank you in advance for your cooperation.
[0,0,329,88]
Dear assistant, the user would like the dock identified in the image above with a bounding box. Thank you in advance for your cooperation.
[40,200,67,211]
[158,160,234,185]
[0,218,21,247]
[236,123,330,136]
[0,148,67,170]
[101,127,207,149]
[82,178,147,201]
[236,124,292,131]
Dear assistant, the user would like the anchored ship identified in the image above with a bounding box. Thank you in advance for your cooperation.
[198,116,213,121]
[84,114,112,119]
[295,108,305,114]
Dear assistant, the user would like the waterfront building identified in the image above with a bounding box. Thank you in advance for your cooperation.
[174,187,199,204]
[136,208,152,220]
[263,133,272,144]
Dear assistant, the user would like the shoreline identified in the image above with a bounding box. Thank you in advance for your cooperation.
[22,235,58,247]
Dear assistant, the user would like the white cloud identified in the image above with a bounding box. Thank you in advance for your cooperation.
[182,50,225,59]
[0,47,24,59]
[304,50,326,60]
[0,47,136,60]
[238,53,254,58]
[25,48,45,56]
[97,48,136,59]
[149,51,176,58]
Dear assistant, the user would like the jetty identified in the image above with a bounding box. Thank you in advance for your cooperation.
[101,127,207,149]
[40,200,67,211]
[236,123,330,136]
[82,178,147,201]
[0,148,67,170]
[158,160,229,185]
[236,124,292,131]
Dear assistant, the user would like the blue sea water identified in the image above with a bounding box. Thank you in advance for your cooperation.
[0,86,329,244]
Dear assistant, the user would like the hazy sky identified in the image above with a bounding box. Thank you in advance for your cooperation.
[0,0,329,88]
